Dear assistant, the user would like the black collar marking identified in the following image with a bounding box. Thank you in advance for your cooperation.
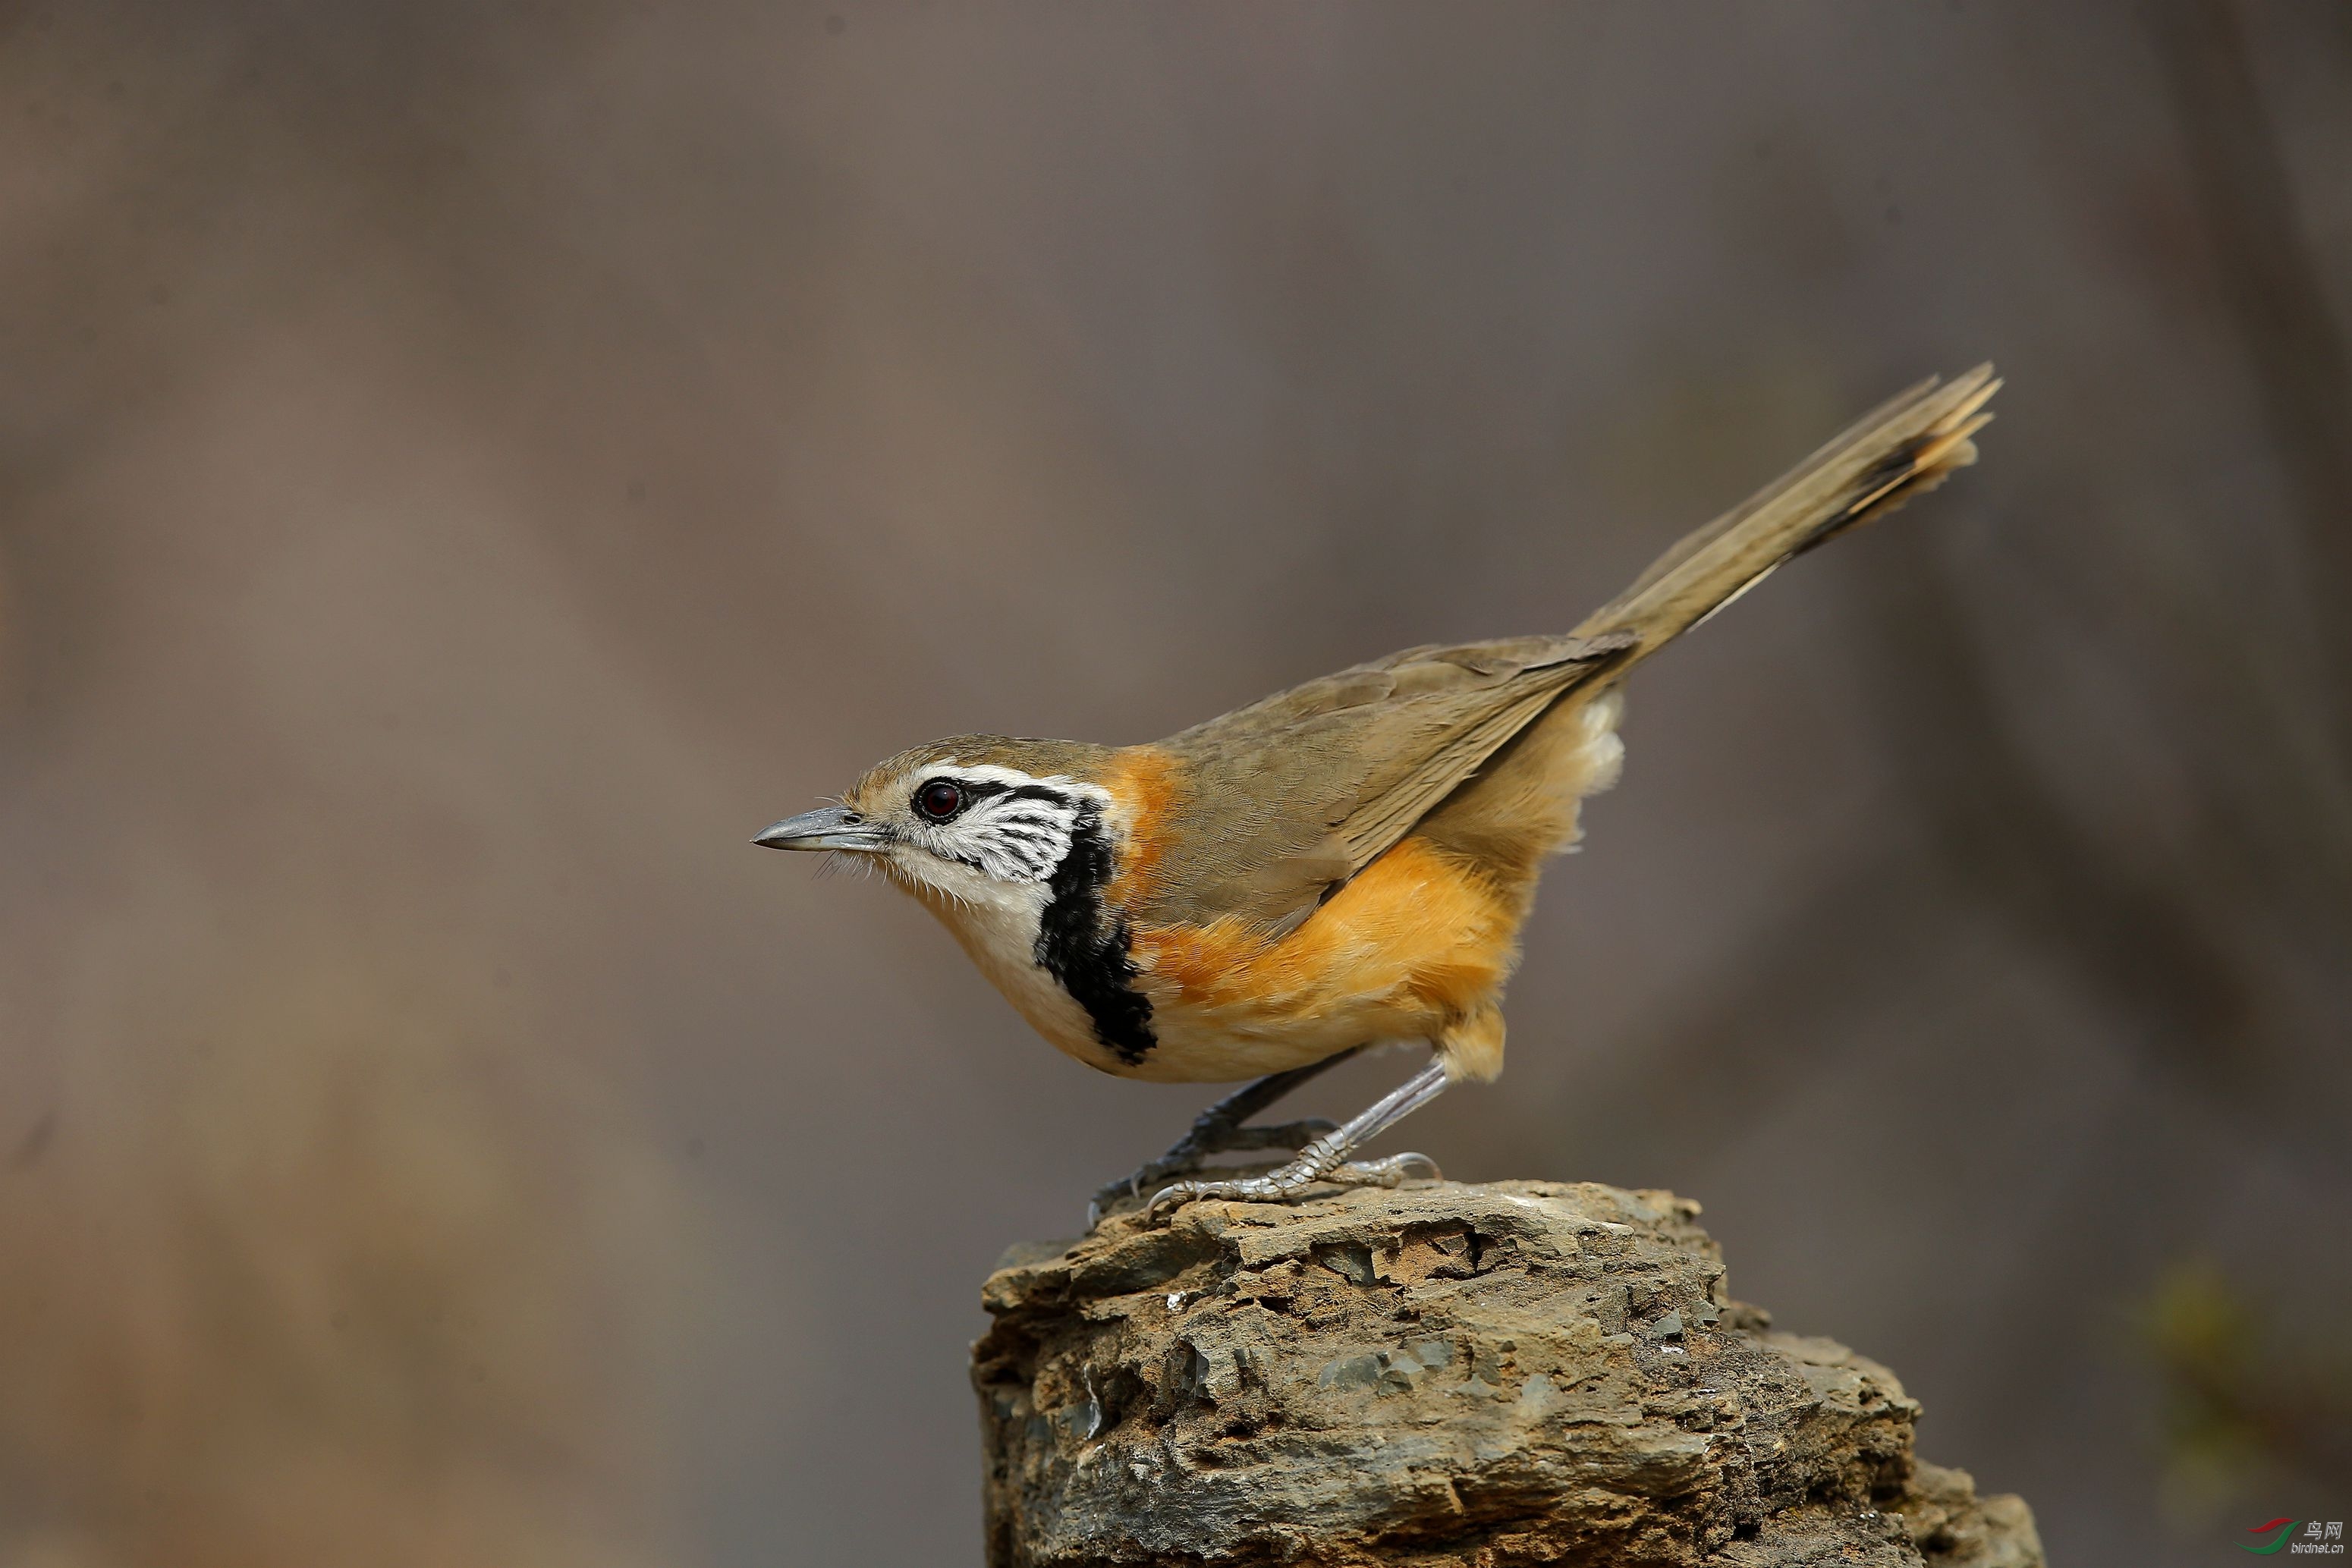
[1034,803,1156,1065]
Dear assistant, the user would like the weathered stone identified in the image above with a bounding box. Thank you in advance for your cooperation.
[973,1180,2042,1567]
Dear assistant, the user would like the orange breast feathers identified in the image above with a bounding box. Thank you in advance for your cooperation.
[1099,746,1185,911]
[1123,833,1523,1083]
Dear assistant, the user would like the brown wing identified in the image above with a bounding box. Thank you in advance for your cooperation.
[1130,366,2001,940]
[1139,632,1636,933]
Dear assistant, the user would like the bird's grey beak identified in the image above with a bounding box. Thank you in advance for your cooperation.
[753,806,888,853]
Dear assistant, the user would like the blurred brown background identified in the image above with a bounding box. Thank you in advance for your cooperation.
[4,3,2349,1564]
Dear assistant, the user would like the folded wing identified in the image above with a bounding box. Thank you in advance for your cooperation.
[1141,632,1636,933]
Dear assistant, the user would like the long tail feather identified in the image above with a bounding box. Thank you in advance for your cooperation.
[1575,364,2001,653]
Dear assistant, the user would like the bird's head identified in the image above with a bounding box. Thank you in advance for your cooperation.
[754,735,1119,906]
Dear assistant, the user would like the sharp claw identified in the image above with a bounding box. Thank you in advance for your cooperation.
[1145,1175,1272,1220]
[1146,1171,1307,1221]
[1326,1152,1442,1189]
[1100,1091,1351,1224]
[1108,1056,1448,1224]
[1142,1152,1439,1221]
[1144,1181,1196,1221]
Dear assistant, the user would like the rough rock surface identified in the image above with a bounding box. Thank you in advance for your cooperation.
[973,1180,2042,1567]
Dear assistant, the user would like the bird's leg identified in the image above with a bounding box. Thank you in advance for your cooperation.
[1089,1048,1365,1221]
[1145,1057,1449,1218]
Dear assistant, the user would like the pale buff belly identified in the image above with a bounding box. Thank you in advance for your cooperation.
[1111,836,1525,1083]
[964,928,1422,1083]
[1105,989,1434,1083]
[926,889,1453,1083]
[919,834,1521,1084]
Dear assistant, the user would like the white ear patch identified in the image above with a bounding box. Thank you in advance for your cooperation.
[906,765,1111,885]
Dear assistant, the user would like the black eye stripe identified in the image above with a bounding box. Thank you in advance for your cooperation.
[943,779,1074,805]
[922,778,1079,811]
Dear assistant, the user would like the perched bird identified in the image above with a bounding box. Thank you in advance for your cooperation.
[757,367,1998,1218]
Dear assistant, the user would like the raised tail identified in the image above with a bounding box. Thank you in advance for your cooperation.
[1574,364,2000,653]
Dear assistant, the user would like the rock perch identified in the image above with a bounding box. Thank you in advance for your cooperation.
[973,1180,2042,1566]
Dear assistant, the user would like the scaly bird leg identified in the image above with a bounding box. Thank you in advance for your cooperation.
[1145,1056,1448,1219]
[1088,1048,1366,1223]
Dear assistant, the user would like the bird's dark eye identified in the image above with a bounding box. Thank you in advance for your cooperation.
[914,779,967,822]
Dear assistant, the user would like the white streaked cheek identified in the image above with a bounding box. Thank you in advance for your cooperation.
[883,850,1021,907]
[885,824,1074,897]
[956,805,1077,883]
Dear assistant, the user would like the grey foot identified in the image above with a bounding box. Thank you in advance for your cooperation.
[1145,1149,1441,1219]
[1088,1053,1372,1224]
[1090,1116,1336,1221]
[1140,1056,1454,1222]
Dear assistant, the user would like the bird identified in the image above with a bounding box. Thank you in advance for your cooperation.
[756,366,1999,1221]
